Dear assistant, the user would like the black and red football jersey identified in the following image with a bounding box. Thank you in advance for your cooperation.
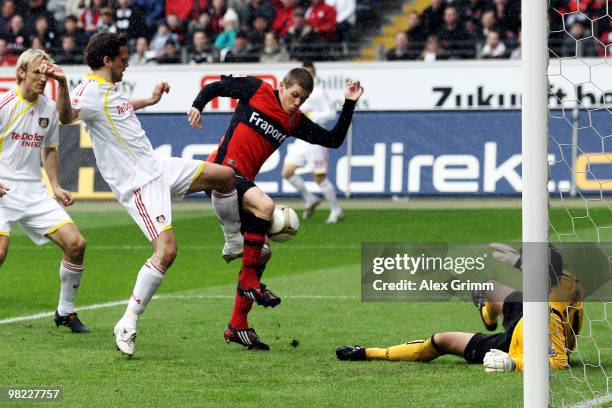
[192,75,356,181]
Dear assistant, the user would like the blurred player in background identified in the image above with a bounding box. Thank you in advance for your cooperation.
[281,61,344,223]
[336,244,584,372]
[51,32,235,356]
[188,69,364,350]
[0,49,90,333]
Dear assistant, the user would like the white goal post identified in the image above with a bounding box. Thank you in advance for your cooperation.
[522,0,550,407]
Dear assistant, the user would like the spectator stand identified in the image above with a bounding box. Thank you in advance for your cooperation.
[359,0,430,60]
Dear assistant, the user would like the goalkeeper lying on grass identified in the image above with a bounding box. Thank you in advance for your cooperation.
[337,244,584,372]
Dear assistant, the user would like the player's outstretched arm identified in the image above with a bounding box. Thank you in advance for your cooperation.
[188,75,261,129]
[38,61,79,124]
[293,80,365,149]
[42,147,74,206]
[130,82,170,111]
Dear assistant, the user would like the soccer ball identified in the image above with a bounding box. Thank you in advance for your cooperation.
[268,205,299,242]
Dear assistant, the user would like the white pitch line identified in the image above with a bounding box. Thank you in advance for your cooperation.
[0,294,359,325]
[568,393,612,408]
[0,300,128,324]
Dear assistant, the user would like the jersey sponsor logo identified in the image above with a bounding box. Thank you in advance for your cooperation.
[11,131,44,147]
[38,117,49,128]
[248,111,288,144]
[116,101,135,116]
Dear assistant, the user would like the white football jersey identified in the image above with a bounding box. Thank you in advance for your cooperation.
[71,74,161,202]
[300,85,336,126]
[0,87,59,182]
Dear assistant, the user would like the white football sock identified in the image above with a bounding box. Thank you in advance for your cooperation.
[57,260,83,316]
[212,189,242,242]
[288,174,317,203]
[319,179,341,213]
[122,260,164,328]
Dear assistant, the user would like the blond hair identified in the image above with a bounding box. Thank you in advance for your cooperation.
[16,49,53,84]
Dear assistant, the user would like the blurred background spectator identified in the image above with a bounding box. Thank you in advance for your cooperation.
[420,34,447,61]
[246,13,270,53]
[421,0,445,37]
[306,0,337,42]
[220,30,258,62]
[156,38,180,63]
[6,14,28,55]
[96,7,117,34]
[214,7,239,50]
[133,0,163,33]
[150,22,178,56]
[31,15,57,52]
[386,31,413,61]
[478,29,506,58]
[129,35,154,64]
[260,30,289,62]
[189,29,218,63]
[78,0,104,38]
[239,0,275,33]
[55,34,83,64]
[273,0,296,39]
[115,0,147,40]
[284,6,316,60]
[437,5,475,59]
[0,37,15,65]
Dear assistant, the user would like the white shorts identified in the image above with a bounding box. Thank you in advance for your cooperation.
[284,139,329,175]
[121,157,205,242]
[0,180,73,245]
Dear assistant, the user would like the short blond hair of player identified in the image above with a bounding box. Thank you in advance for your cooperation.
[0,48,90,333]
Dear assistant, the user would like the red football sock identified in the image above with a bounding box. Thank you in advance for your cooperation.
[238,232,265,289]
[229,289,253,329]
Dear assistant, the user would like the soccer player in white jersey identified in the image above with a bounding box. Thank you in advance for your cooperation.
[0,49,90,333]
[281,61,344,223]
[47,32,236,356]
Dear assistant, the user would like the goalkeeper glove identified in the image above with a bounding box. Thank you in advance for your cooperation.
[483,349,516,373]
[489,243,522,269]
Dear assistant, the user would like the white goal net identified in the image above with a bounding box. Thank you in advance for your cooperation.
[547,1,612,406]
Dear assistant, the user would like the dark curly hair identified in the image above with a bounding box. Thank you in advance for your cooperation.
[85,32,128,70]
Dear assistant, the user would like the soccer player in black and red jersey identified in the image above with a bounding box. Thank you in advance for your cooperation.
[188,68,364,350]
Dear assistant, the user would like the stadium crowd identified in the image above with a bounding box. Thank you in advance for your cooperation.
[386,0,610,61]
[0,0,359,66]
[386,0,521,61]
[0,0,603,67]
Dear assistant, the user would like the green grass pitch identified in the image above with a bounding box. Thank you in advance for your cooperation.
[0,204,610,407]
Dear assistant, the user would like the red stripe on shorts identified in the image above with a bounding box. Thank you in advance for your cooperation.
[134,189,158,240]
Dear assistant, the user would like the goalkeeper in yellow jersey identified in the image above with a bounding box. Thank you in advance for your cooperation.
[336,244,584,373]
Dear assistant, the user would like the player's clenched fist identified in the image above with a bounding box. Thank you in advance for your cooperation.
[150,82,170,104]
[187,107,202,129]
[53,187,74,206]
